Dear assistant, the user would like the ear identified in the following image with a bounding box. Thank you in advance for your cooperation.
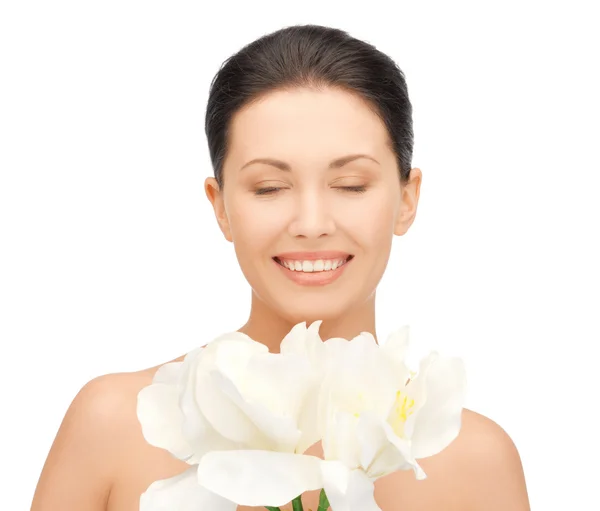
[204,177,233,242]
[394,168,422,236]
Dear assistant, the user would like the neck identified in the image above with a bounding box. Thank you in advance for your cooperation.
[236,290,378,353]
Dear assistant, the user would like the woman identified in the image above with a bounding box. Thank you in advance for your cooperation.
[30,24,530,510]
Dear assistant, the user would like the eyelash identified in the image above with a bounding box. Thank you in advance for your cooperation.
[254,186,368,196]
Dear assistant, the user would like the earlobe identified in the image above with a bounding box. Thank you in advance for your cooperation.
[393,168,422,236]
[394,211,413,237]
[204,177,233,242]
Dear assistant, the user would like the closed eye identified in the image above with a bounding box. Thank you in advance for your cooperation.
[340,185,367,193]
[254,187,282,196]
[254,186,367,196]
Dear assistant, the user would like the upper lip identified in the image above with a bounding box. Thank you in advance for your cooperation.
[274,251,353,261]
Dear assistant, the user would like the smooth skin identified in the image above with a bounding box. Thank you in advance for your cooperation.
[30,87,530,510]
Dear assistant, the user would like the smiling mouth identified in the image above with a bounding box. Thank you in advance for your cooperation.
[273,255,354,272]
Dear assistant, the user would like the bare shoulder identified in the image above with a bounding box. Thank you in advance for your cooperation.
[428,408,530,510]
[460,408,530,509]
[30,372,149,510]
[101,361,191,510]
[374,408,530,511]
[31,357,190,511]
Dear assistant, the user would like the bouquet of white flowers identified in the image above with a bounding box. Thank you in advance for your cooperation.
[136,320,467,511]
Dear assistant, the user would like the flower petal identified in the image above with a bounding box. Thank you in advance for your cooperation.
[319,336,396,420]
[354,411,393,475]
[196,369,264,444]
[243,351,314,421]
[406,353,467,459]
[152,361,184,385]
[279,321,310,356]
[280,320,327,373]
[178,349,237,463]
[210,337,268,381]
[190,337,278,445]
[140,465,236,511]
[322,410,361,468]
[210,369,301,451]
[137,383,194,461]
[296,389,321,454]
[197,450,323,507]
[380,325,412,384]
[279,321,325,453]
[320,460,382,511]
[381,420,427,480]
[353,410,425,480]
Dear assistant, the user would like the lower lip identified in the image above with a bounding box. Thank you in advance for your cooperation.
[273,257,353,286]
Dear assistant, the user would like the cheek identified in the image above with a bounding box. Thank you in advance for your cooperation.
[340,194,396,249]
[229,200,283,253]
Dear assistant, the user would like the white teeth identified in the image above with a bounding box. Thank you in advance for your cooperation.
[278,257,350,273]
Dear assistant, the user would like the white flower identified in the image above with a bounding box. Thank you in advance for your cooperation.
[197,323,467,511]
[193,321,329,508]
[315,325,467,511]
[136,326,322,510]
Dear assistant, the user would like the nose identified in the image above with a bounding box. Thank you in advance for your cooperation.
[287,188,336,239]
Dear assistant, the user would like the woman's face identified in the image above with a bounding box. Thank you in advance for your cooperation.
[205,86,421,324]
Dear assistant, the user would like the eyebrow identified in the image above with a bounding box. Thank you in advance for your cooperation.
[240,153,380,172]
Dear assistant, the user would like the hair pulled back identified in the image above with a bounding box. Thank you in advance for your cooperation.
[205,24,413,190]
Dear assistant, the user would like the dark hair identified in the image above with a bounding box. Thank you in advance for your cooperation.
[205,24,413,191]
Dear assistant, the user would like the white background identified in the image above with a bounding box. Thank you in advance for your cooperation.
[1,1,598,509]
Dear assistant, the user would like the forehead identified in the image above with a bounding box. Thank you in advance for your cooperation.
[227,87,391,165]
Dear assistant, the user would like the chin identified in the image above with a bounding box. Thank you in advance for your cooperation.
[277,301,349,327]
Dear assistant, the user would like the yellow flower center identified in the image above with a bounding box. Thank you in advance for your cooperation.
[389,389,415,438]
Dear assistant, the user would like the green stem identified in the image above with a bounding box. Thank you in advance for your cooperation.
[292,494,304,511]
[265,491,322,511]
[317,488,330,511]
